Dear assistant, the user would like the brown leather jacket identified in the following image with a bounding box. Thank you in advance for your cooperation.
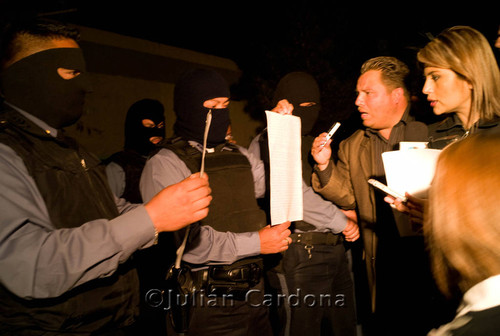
[312,129,378,310]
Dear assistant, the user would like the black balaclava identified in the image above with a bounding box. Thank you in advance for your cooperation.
[0,48,92,129]
[124,98,165,156]
[272,72,321,136]
[173,68,230,148]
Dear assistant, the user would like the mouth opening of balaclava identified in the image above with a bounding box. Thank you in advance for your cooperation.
[272,72,321,136]
[0,48,92,129]
[173,68,231,148]
[124,98,165,156]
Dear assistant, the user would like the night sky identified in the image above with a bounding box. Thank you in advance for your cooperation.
[5,2,497,63]
[53,3,498,59]
[2,1,499,134]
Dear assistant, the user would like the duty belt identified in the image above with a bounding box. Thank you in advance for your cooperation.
[290,232,343,245]
[164,260,262,333]
[186,259,263,299]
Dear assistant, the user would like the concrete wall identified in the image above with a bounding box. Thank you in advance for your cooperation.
[65,26,263,159]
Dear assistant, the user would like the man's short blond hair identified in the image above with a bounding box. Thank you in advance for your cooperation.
[360,56,410,100]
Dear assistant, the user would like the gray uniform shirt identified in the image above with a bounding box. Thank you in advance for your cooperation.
[105,161,126,197]
[0,106,156,300]
[140,142,264,265]
[140,140,347,266]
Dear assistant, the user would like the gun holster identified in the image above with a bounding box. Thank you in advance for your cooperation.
[164,264,193,334]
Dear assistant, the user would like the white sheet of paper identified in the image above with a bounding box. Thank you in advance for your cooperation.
[265,111,303,225]
[382,148,441,198]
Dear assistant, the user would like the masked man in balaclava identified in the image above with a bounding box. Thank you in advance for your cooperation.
[140,68,292,336]
[104,98,169,334]
[105,98,165,203]
[248,71,359,336]
[0,19,211,335]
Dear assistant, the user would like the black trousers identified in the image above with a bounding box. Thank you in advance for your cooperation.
[166,280,273,336]
[280,243,357,336]
[368,237,458,336]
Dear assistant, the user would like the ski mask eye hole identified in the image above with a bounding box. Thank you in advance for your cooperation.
[57,67,81,80]
[142,119,156,128]
[299,101,317,107]
[203,97,230,109]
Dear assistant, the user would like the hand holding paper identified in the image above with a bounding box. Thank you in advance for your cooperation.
[271,99,294,115]
[259,222,292,253]
[380,146,441,234]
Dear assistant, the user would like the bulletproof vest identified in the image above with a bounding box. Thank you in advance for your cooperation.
[105,150,146,203]
[161,138,267,233]
[258,132,315,231]
[0,105,139,333]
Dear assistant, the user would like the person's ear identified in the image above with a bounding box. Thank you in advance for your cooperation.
[392,87,404,104]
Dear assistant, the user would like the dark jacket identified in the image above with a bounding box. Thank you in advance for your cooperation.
[428,114,500,149]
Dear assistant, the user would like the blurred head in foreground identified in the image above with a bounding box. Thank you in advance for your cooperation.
[426,133,500,297]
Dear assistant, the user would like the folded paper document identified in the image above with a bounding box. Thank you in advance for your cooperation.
[382,148,441,198]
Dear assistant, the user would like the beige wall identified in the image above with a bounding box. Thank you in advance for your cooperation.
[65,25,263,159]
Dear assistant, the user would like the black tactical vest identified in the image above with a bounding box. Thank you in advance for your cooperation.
[161,138,267,233]
[0,105,140,334]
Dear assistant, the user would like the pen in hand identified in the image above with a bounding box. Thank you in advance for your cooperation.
[320,122,341,148]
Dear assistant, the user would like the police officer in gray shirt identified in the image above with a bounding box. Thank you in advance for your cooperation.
[0,19,211,335]
[249,72,359,336]
[140,68,294,335]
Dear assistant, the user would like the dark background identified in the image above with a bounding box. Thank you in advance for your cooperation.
[1,0,499,139]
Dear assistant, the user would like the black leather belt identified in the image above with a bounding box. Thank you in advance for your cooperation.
[290,232,343,246]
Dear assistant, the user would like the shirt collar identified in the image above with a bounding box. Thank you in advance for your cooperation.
[434,114,463,133]
[5,101,58,138]
[457,274,500,317]
[187,140,217,153]
[366,105,411,139]
[477,116,500,129]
